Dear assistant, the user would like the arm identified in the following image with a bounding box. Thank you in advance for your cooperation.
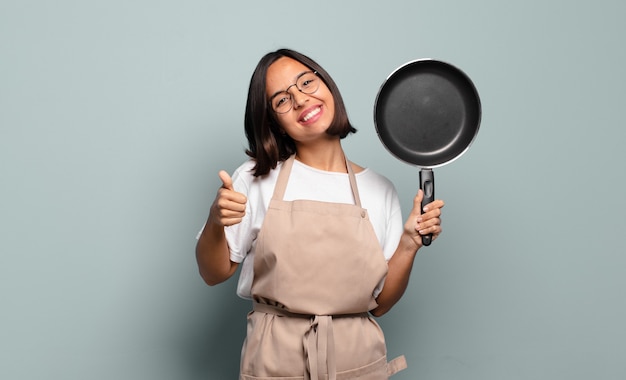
[371,190,444,316]
[195,170,246,286]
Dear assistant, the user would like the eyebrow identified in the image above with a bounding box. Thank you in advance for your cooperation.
[269,70,310,99]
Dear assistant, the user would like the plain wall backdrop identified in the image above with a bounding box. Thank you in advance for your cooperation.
[1,0,625,379]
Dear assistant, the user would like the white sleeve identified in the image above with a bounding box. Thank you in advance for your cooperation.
[383,190,403,261]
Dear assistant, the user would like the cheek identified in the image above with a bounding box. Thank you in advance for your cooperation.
[321,88,336,116]
[275,114,296,132]
[325,98,336,119]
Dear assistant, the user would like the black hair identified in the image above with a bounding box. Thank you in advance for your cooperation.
[244,48,356,177]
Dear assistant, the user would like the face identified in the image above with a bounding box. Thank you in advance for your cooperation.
[266,57,336,144]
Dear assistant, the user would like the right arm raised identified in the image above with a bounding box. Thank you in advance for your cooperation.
[195,170,247,286]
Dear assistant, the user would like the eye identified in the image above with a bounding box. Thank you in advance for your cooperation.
[273,93,291,109]
[300,77,317,90]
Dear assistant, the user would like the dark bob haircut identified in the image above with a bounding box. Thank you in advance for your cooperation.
[244,48,357,177]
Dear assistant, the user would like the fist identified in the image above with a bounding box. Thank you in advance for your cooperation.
[210,171,247,227]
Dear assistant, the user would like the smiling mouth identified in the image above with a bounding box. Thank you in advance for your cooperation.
[302,107,321,122]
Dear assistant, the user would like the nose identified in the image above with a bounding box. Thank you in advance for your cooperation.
[290,88,309,108]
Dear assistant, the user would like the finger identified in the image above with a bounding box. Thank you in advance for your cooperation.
[217,186,247,206]
[418,216,442,231]
[423,199,445,212]
[213,202,245,225]
[416,205,442,235]
[218,170,234,190]
[215,175,247,206]
[217,197,247,213]
[430,226,442,241]
[221,216,245,227]
[211,197,246,227]
[422,205,442,219]
[418,221,442,237]
[411,189,424,217]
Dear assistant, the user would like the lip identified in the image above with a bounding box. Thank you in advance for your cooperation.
[298,105,323,125]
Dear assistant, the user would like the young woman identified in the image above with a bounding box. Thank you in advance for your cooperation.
[196,48,444,379]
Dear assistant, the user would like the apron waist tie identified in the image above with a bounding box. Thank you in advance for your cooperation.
[253,303,368,380]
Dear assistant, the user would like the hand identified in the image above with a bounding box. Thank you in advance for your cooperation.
[403,189,445,250]
[209,171,247,227]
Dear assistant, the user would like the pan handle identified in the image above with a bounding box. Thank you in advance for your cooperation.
[419,169,435,246]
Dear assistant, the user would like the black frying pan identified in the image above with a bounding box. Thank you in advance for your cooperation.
[374,59,481,246]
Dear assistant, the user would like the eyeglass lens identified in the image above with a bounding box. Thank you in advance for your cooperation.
[271,72,319,114]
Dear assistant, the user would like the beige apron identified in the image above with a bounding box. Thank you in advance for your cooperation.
[240,155,407,380]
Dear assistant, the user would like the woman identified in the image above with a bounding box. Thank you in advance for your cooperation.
[196,48,444,379]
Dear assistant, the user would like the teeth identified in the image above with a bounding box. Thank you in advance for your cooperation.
[303,107,321,122]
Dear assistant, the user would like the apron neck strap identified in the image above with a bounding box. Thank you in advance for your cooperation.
[344,156,362,208]
[273,154,362,207]
[273,155,295,201]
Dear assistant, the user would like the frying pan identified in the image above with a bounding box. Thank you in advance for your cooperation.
[374,59,481,246]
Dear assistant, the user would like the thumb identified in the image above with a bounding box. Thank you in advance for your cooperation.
[218,170,234,190]
[412,189,424,216]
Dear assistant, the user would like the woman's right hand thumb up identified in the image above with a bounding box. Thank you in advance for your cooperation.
[210,171,248,227]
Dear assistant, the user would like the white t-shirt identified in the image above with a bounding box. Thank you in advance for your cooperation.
[202,158,404,299]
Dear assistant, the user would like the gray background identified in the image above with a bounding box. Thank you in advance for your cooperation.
[2,0,625,379]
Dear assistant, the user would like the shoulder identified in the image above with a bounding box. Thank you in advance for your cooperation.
[349,161,366,174]
[355,166,396,191]
[355,166,401,212]
[231,159,282,194]
[348,160,394,188]
[231,159,256,181]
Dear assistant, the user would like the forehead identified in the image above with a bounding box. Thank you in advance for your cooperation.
[266,57,310,92]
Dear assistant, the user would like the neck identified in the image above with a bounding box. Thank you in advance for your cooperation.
[294,140,347,173]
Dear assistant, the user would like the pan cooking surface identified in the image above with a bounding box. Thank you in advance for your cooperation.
[374,60,481,168]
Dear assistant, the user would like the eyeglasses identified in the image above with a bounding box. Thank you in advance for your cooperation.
[269,71,320,114]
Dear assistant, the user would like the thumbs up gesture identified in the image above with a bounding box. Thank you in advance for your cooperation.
[209,170,248,227]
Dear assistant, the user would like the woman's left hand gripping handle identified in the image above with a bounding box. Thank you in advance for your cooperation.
[405,190,445,250]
